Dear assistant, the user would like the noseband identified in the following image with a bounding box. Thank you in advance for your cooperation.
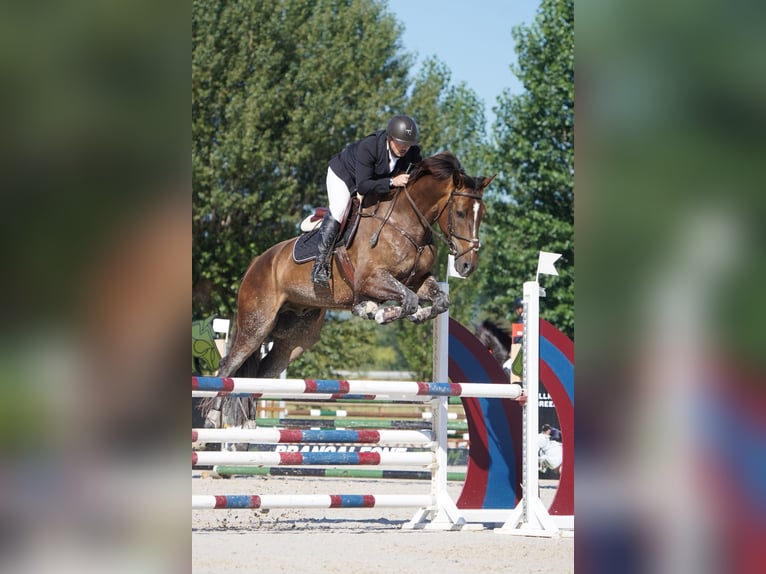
[443,189,484,258]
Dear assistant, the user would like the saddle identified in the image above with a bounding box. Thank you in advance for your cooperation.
[292,195,364,264]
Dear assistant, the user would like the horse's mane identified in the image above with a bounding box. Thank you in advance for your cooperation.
[475,319,514,364]
[409,152,464,186]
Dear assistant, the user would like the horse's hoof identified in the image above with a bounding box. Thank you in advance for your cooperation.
[354,300,377,319]
[204,409,221,428]
[405,306,429,324]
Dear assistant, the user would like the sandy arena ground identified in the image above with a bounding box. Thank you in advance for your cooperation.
[192,470,574,573]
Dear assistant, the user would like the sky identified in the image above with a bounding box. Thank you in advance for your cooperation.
[386,0,540,131]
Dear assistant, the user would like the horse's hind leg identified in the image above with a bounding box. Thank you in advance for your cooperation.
[258,308,326,377]
[204,302,280,429]
[218,312,276,378]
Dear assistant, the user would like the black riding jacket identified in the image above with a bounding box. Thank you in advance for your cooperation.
[329,129,422,196]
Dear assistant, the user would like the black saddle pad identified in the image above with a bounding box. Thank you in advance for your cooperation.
[293,226,356,264]
[293,229,322,263]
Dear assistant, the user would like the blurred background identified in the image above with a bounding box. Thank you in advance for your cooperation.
[0,0,763,572]
[0,0,188,571]
[576,0,766,572]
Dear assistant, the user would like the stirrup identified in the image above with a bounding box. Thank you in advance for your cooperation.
[311,261,331,286]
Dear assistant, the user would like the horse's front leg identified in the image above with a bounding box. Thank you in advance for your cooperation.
[351,300,381,320]
[355,270,419,325]
[407,275,450,324]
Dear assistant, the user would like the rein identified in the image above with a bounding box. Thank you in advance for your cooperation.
[366,189,433,280]
[363,176,484,274]
[404,185,483,259]
[369,190,401,248]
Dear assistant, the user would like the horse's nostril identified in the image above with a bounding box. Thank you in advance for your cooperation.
[461,260,475,276]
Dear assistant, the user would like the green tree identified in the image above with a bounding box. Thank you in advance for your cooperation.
[408,57,487,171]
[478,0,574,337]
[287,312,379,377]
[193,0,412,317]
[192,0,499,379]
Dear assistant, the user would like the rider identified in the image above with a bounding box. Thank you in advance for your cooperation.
[311,114,423,287]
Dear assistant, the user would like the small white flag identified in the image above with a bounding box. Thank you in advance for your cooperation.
[536,251,562,279]
[447,254,464,279]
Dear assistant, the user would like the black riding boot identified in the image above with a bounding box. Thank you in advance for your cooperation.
[311,214,341,286]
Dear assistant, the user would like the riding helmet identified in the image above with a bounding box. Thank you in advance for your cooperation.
[387,115,418,145]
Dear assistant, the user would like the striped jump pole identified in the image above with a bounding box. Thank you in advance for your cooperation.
[192,450,434,467]
[193,493,432,510]
[192,287,575,532]
[194,391,436,402]
[210,465,467,482]
[251,417,468,431]
[192,428,433,446]
[192,377,523,401]
[191,298,536,530]
[288,407,458,419]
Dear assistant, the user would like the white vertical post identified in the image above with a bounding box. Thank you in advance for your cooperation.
[430,283,451,522]
[212,318,231,348]
[496,281,559,536]
[523,280,540,517]
[432,282,450,384]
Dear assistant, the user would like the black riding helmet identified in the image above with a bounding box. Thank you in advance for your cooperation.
[387,115,418,145]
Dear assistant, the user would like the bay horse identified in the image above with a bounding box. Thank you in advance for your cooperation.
[476,319,514,366]
[203,152,494,427]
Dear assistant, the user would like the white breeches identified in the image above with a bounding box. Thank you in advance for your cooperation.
[538,435,563,470]
[326,167,351,223]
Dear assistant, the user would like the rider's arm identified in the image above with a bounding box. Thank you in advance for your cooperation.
[355,138,391,197]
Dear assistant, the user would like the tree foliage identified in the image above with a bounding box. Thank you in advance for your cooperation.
[287,312,380,377]
[191,0,575,377]
[193,0,411,316]
[408,57,487,171]
[477,0,574,337]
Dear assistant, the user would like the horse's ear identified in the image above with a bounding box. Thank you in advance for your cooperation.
[453,171,464,189]
[480,175,497,190]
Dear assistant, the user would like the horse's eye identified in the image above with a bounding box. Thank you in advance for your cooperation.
[456,210,466,218]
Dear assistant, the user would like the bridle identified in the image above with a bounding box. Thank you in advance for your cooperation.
[403,185,484,259]
[364,176,484,282]
[444,189,484,258]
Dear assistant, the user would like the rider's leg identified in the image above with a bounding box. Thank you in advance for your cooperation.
[326,166,351,223]
[311,213,341,286]
[311,167,348,286]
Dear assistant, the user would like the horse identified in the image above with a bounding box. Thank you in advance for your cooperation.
[202,152,494,427]
[475,318,515,366]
